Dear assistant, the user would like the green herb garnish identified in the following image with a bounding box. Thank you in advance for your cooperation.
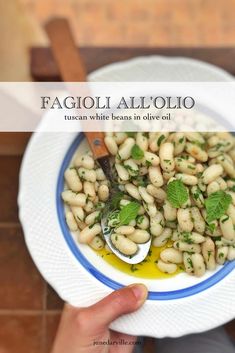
[118,201,140,226]
[166,179,188,208]
[205,190,232,223]
[131,144,144,160]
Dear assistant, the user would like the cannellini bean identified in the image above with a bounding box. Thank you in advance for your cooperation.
[78,224,102,243]
[83,181,96,200]
[153,228,172,247]
[175,158,197,175]
[191,186,204,208]
[175,173,198,185]
[136,215,149,230]
[85,211,100,225]
[71,206,85,222]
[98,184,109,201]
[157,259,177,274]
[219,215,235,240]
[191,207,206,234]
[118,138,135,160]
[65,211,78,231]
[84,200,95,213]
[78,167,96,182]
[191,253,206,277]
[179,231,205,244]
[185,143,208,162]
[114,132,127,144]
[89,236,104,250]
[146,185,166,202]
[226,204,235,224]
[207,181,220,195]
[202,164,223,184]
[163,170,175,180]
[177,208,194,232]
[160,248,183,264]
[128,229,150,243]
[64,168,82,192]
[136,132,148,151]
[217,155,235,178]
[95,168,106,181]
[173,133,186,156]
[216,246,229,265]
[174,241,201,253]
[115,163,130,181]
[227,246,235,261]
[115,226,135,235]
[143,202,157,218]
[163,200,177,221]
[185,132,205,144]
[150,212,164,236]
[183,252,194,274]
[144,151,160,166]
[125,183,141,200]
[159,143,175,172]
[227,191,235,205]
[81,155,95,170]
[104,136,118,155]
[201,237,216,270]
[62,191,86,207]
[124,159,139,176]
[149,166,164,187]
[111,233,138,255]
[138,186,154,204]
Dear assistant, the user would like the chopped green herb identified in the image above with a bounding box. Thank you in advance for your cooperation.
[221,215,229,223]
[157,134,165,146]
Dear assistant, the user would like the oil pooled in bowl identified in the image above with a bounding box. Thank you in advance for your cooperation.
[96,242,183,279]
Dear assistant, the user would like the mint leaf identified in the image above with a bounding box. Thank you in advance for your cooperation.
[131,144,144,160]
[166,180,188,208]
[205,190,232,223]
[119,201,140,225]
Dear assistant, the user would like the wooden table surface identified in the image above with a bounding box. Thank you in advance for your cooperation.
[0,47,234,353]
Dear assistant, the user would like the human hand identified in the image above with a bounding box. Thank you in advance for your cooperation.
[51,284,148,353]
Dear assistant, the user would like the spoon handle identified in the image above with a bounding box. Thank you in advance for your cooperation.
[45,18,110,160]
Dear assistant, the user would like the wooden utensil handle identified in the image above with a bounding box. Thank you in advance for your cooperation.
[85,132,109,159]
[45,18,109,159]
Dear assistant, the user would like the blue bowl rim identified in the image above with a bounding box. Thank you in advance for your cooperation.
[56,133,235,300]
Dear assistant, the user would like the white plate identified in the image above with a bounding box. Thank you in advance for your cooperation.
[18,56,235,338]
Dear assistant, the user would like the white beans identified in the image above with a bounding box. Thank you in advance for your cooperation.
[98,185,109,201]
[78,168,96,182]
[160,248,183,264]
[159,143,175,172]
[64,168,82,192]
[104,136,118,155]
[111,233,138,255]
[177,208,194,232]
[149,166,164,187]
[191,253,206,277]
[138,186,154,204]
[62,191,86,207]
[65,211,78,231]
[118,138,135,160]
[125,183,141,200]
[157,260,177,274]
[62,131,235,279]
[128,229,150,243]
[202,164,223,184]
[219,215,235,240]
[78,224,102,243]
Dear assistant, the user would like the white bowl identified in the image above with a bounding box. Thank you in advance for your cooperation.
[18,56,235,338]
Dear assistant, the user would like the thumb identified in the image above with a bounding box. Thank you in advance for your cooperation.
[84,284,148,329]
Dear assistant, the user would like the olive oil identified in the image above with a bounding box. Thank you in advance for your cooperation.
[96,243,182,279]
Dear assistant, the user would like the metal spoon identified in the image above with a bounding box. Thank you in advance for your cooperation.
[45,18,151,264]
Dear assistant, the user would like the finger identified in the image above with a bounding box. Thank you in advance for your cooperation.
[83,284,148,329]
